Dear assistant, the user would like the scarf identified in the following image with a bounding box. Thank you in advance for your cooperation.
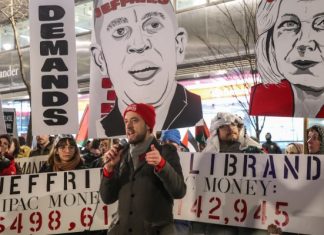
[129,135,154,169]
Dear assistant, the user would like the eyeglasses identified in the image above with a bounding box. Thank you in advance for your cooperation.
[58,145,75,151]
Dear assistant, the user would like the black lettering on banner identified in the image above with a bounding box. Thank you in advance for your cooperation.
[28,196,39,210]
[284,156,299,179]
[225,154,237,176]
[41,58,68,72]
[43,109,68,125]
[64,193,76,207]
[47,172,58,192]
[246,179,257,195]
[263,155,276,178]
[0,177,3,194]
[243,155,256,177]
[49,194,62,208]
[64,171,76,190]
[85,170,90,189]
[189,153,199,174]
[40,40,68,56]
[41,23,65,39]
[39,5,65,21]
[42,75,69,89]
[42,75,68,89]
[307,156,321,180]
[210,154,215,175]
[42,92,68,106]
[28,174,40,193]
[10,176,21,195]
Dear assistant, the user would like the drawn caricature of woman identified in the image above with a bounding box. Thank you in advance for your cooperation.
[250,0,324,117]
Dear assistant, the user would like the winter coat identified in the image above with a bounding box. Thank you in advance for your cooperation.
[100,138,186,235]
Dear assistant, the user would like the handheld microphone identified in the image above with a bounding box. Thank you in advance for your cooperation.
[103,139,128,165]
[116,139,128,151]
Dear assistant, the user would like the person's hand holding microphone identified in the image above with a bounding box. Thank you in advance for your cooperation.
[102,139,128,172]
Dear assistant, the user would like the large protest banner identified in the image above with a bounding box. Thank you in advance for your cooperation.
[0,168,116,234]
[6,153,324,234]
[174,152,324,234]
[29,0,79,135]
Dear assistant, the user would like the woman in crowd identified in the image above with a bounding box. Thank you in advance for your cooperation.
[306,125,324,154]
[285,143,303,154]
[40,134,85,172]
[0,134,17,175]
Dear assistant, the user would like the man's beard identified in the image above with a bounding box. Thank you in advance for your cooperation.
[128,126,148,145]
[225,133,239,142]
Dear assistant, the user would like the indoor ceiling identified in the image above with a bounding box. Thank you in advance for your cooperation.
[0,0,88,25]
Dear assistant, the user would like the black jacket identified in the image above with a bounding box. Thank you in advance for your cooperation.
[100,84,202,137]
[100,138,186,235]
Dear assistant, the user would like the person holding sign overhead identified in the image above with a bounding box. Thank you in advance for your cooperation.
[100,103,186,235]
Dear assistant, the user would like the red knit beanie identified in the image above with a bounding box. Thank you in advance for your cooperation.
[123,103,156,132]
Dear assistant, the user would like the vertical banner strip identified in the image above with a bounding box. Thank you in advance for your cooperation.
[29,0,78,135]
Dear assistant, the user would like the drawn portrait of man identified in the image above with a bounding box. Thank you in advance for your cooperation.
[91,0,202,137]
[249,0,324,118]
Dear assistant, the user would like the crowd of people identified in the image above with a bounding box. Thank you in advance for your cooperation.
[0,106,321,235]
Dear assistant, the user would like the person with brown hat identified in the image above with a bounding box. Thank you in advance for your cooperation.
[100,103,186,235]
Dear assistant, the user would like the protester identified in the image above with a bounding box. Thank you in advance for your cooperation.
[11,137,20,158]
[17,136,31,158]
[203,112,262,153]
[161,129,182,149]
[30,135,53,157]
[161,129,191,235]
[306,125,324,154]
[80,140,91,155]
[82,138,101,167]
[0,134,16,176]
[262,132,282,154]
[200,112,265,235]
[285,143,303,154]
[100,103,186,235]
[39,135,85,172]
[89,138,113,168]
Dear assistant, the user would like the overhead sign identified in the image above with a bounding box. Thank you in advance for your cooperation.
[29,0,78,135]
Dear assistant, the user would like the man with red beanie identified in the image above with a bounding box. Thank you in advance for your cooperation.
[100,103,186,235]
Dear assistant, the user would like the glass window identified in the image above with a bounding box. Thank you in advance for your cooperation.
[176,0,207,11]
[0,25,14,51]
[17,20,30,47]
[75,1,93,34]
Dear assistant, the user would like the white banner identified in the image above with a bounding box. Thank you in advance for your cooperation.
[29,0,78,135]
[174,152,324,234]
[0,168,117,234]
[11,153,324,234]
[16,155,48,174]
